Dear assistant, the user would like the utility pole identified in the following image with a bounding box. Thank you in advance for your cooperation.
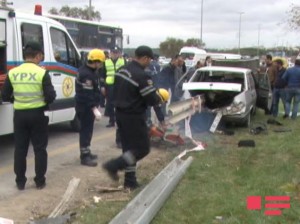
[200,0,204,47]
[238,12,244,55]
[257,24,261,57]
[88,0,92,20]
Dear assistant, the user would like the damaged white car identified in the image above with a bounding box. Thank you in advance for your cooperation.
[182,66,272,127]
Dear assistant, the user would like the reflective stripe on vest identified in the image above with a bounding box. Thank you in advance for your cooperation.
[9,63,46,110]
[105,58,125,85]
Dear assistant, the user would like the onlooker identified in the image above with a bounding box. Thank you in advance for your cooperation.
[265,54,277,89]
[282,58,300,119]
[148,54,161,86]
[272,59,287,117]
[156,54,184,106]
[204,56,212,66]
[185,60,203,81]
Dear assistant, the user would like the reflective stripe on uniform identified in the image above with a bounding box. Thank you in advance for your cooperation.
[9,82,42,85]
[140,85,156,96]
[115,72,139,87]
[13,91,43,97]
[125,166,136,173]
[14,97,44,103]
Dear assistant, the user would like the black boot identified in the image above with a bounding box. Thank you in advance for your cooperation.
[80,147,97,167]
[88,152,98,160]
[124,166,140,190]
[102,156,128,181]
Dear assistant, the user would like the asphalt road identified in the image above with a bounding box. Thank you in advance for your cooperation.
[0,117,116,199]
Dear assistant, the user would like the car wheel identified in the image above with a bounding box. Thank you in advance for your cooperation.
[70,114,80,132]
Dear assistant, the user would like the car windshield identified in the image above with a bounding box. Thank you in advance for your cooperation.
[191,70,244,85]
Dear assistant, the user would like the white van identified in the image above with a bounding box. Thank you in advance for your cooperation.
[0,5,82,135]
[179,46,207,68]
[179,46,242,69]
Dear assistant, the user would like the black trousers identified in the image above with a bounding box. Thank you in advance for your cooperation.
[76,105,95,149]
[104,85,115,124]
[14,109,49,186]
[116,111,150,161]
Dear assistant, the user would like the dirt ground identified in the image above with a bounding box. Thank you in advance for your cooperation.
[0,139,185,224]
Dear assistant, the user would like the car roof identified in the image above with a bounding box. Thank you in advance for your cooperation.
[197,66,251,73]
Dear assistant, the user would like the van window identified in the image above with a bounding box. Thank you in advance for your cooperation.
[21,23,44,58]
[50,28,80,68]
[0,19,6,91]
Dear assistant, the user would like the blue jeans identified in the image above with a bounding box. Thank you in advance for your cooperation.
[272,88,287,117]
[285,88,300,119]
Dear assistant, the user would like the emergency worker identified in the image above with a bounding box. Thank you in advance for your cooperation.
[1,41,56,190]
[102,46,169,190]
[75,49,105,167]
[102,48,126,127]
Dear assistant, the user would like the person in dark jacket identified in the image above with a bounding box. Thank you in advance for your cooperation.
[1,41,56,190]
[102,46,169,190]
[282,58,300,119]
[75,49,106,167]
[272,59,287,117]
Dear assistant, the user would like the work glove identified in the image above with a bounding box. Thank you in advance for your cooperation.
[92,106,102,121]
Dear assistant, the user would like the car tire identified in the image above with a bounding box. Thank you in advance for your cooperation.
[70,114,80,132]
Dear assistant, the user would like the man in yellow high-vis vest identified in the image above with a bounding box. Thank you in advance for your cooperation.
[101,48,125,127]
[1,41,56,190]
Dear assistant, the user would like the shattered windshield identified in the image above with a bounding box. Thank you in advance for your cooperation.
[191,70,244,85]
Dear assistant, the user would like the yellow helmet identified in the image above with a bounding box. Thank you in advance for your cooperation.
[87,49,106,62]
[157,88,170,102]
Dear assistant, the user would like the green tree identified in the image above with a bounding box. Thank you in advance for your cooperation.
[159,37,185,57]
[48,5,101,21]
[287,4,300,31]
[185,38,205,48]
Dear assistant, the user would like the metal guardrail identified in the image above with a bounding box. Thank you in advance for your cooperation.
[109,156,193,224]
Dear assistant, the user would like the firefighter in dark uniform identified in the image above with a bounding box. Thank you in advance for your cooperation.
[1,41,56,190]
[102,46,169,190]
[75,49,106,167]
[101,48,126,127]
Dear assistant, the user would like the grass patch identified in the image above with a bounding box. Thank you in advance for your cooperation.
[153,109,300,224]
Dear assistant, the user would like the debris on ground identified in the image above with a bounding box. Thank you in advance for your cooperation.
[250,123,268,135]
[267,118,283,126]
[238,140,255,147]
[48,177,80,218]
[273,128,292,133]
[28,213,76,224]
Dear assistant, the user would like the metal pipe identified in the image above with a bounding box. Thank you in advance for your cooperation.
[168,96,201,116]
[168,109,195,125]
[109,156,193,224]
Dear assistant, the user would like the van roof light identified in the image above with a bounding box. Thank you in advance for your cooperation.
[34,4,42,15]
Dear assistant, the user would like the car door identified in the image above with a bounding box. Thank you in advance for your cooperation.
[252,71,272,110]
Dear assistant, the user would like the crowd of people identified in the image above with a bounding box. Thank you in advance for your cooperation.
[260,54,300,119]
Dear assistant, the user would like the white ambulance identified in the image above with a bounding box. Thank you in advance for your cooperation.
[0,5,82,136]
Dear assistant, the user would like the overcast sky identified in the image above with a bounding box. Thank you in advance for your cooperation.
[12,0,299,49]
